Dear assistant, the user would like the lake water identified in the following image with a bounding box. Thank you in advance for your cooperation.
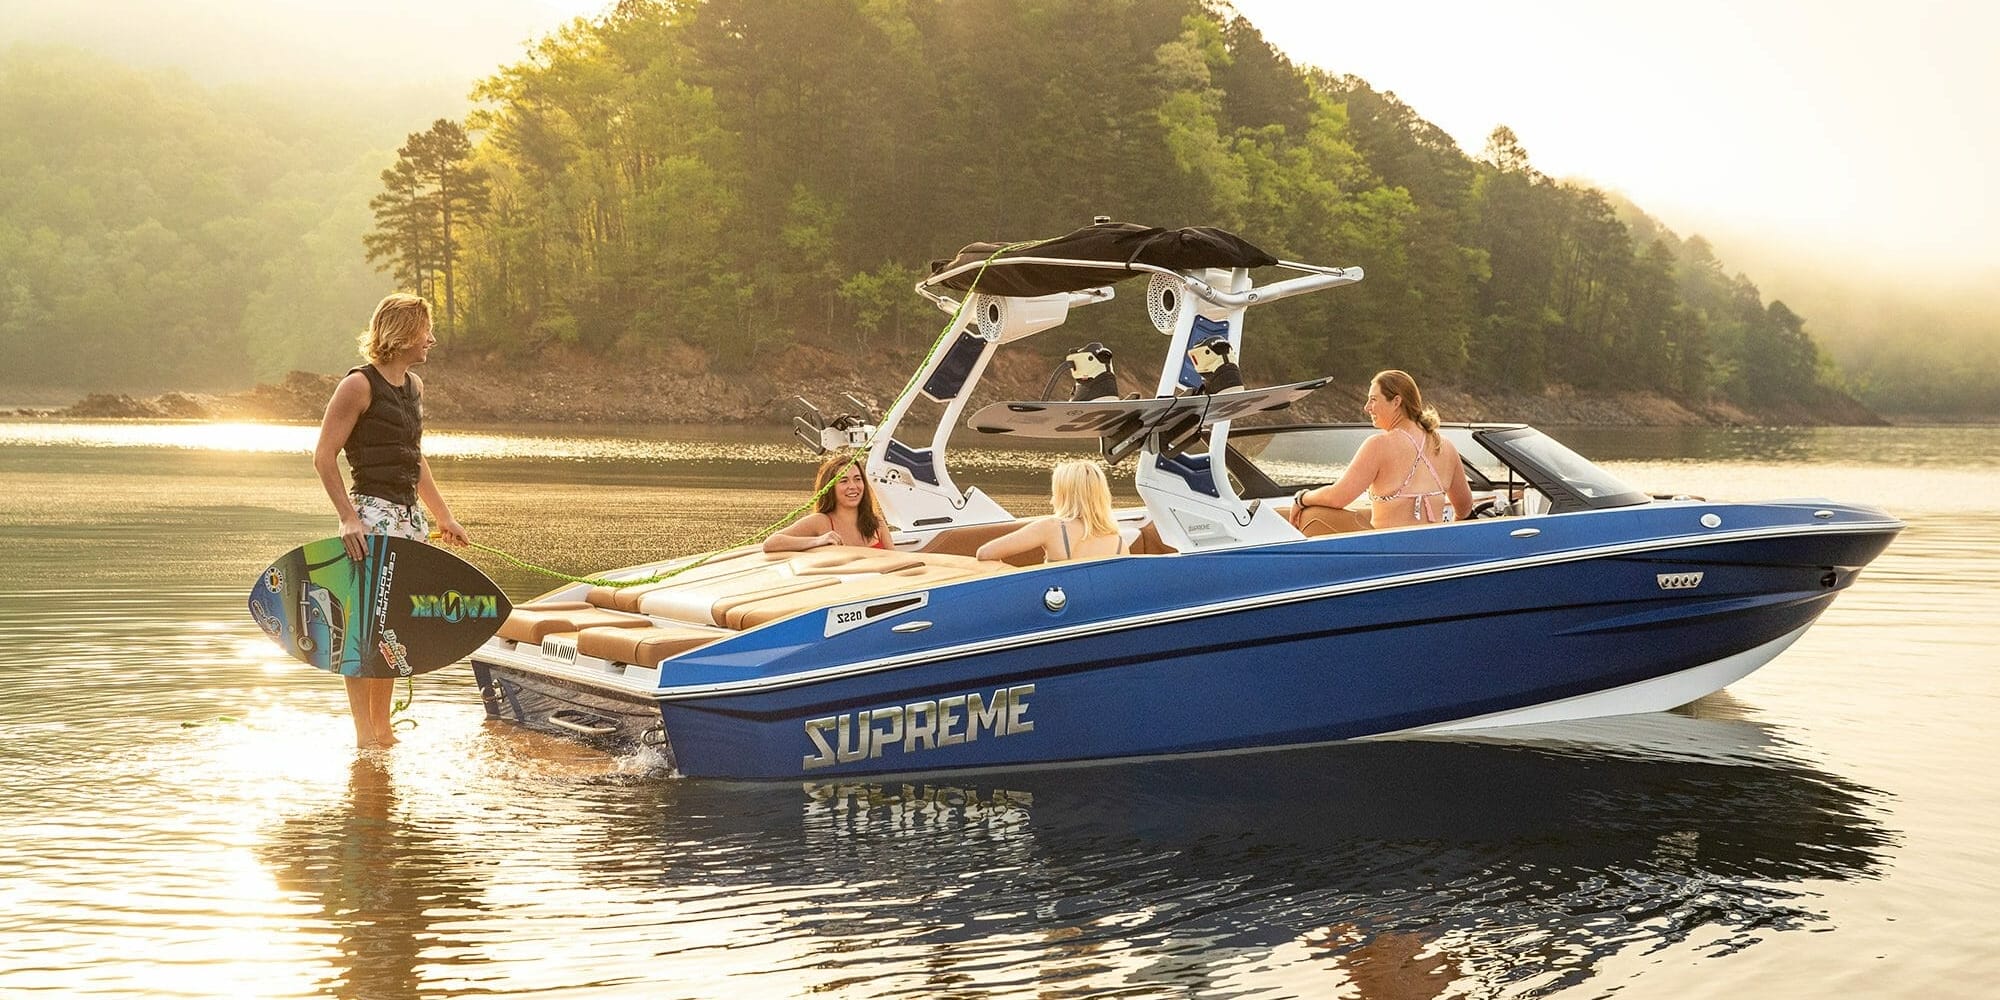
[1,420,1995,999]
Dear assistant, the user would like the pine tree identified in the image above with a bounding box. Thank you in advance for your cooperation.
[363,160,436,301]
[363,120,489,337]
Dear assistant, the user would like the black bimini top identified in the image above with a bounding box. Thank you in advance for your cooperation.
[929,222,1278,298]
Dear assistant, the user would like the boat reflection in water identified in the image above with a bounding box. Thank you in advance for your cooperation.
[600,702,1889,996]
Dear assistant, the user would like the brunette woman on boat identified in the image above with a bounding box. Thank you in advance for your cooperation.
[764,450,896,551]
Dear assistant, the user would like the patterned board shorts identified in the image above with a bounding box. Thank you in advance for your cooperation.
[350,493,430,542]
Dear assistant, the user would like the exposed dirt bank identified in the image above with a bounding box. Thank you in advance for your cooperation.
[14,343,1887,428]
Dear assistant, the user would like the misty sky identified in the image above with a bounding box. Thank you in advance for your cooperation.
[0,0,587,96]
[6,0,1995,289]
[1234,0,1998,288]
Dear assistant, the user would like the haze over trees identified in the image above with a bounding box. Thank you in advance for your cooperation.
[3,0,1992,415]
[0,47,401,393]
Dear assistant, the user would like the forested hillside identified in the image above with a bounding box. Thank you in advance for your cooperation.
[355,0,1849,412]
[0,1,1910,417]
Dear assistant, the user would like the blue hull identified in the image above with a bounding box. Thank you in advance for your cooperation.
[475,502,1898,780]
[476,504,1896,776]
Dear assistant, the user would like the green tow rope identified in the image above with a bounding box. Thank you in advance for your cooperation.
[392,675,417,729]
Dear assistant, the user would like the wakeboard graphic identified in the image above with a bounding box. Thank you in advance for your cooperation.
[249,535,512,677]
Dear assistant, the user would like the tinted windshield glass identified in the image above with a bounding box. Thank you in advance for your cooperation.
[1438,429,1511,486]
[1490,428,1645,504]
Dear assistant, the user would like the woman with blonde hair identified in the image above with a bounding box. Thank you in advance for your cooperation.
[312,292,469,750]
[977,459,1125,563]
[764,450,896,551]
[1289,369,1473,530]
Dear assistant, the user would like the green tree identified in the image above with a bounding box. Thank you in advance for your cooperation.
[0,47,399,393]
[5,6,1905,417]
[407,119,490,337]
[363,160,437,301]
[364,119,489,337]
[837,260,925,349]
[1467,127,1560,389]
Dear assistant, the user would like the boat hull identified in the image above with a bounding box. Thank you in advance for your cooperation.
[472,505,1898,780]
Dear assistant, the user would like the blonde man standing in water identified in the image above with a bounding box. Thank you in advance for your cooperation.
[312,292,469,750]
[1289,369,1474,529]
[977,460,1125,563]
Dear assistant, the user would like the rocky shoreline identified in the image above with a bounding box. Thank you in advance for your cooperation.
[11,343,1886,428]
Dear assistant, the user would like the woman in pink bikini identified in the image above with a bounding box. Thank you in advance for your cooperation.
[1288,369,1474,530]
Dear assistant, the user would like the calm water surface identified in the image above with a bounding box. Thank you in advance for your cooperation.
[1,420,1995,999]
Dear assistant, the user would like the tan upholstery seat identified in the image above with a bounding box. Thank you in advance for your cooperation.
[785,549,924,575]
[577,623,726,665]
[723,559,1000,630]
[1290,505,1372,537]
[915,520,1041,565]
[589,581,673,613]
[586,547,771,611]
[1129,521,1179,555]
[588,547,924,611]
[498,606,654,644]
[638,570,840,627]
[547,549,1016,636]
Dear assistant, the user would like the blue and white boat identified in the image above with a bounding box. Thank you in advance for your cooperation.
[470,222,1902,780]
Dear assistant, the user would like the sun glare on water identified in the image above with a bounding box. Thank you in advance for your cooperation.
[0,419,1078,473]
[0,421,321,453]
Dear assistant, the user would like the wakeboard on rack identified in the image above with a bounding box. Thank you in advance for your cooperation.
[248,535,511,677]
[965,377,1331,460]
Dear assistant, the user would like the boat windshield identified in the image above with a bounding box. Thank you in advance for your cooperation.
[1227,423,1649,511]
[1233,426,1376,488]
[1481,427,1649,509]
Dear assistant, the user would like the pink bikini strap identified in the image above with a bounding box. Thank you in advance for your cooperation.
[1387,428,1446,522]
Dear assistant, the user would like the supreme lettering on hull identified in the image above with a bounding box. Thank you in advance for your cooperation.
[802,684,1035,771]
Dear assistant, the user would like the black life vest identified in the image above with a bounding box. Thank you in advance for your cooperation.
[343,365,423,506]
